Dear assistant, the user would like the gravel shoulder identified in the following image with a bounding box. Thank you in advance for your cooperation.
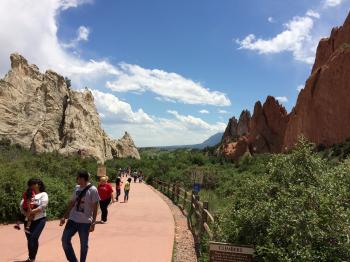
[151,186,197,262]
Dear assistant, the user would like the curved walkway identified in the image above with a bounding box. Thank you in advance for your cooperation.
[0,179,175,262]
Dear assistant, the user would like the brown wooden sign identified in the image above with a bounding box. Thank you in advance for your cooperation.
[209,242,255,262]
[97,165,106,178]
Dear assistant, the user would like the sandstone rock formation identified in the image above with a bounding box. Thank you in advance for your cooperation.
[218,97,288,161]
[219,11,350,160]
[219,136,250,161]
[222,117,239,143]
[222,110,250,143]
[0,53,140,162]
[284,12,350,150]
[248,96,289,154]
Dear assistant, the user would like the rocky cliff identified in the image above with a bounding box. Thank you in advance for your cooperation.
[219,11,350,161]
[284,12,350,149]
[0,53,140,162]
[222,110,250,143]
[218,96,287,161]
[248,96,289,154]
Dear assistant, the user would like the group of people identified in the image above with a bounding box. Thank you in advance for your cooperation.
[132,170,144,183]
[15,168,137,262]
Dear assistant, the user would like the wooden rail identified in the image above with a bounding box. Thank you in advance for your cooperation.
[153,179,215,251]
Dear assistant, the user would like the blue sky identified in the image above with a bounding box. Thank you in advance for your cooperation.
[0,0,349,146]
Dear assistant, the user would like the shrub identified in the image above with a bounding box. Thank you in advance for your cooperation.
[215,138,350,261]
[0,143,98,222]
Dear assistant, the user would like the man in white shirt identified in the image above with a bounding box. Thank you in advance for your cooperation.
[60,170,99,262]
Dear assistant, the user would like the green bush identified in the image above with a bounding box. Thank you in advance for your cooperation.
[215,139,350,261]
[0,141,98,222]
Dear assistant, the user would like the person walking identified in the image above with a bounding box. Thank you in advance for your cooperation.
[115,175,123,202]
[60,170,100,262]
[139,171,143,183]
[20,178,49,262]
[124,178,132,202]
[97,176,115,223]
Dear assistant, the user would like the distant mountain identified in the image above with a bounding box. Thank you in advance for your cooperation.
[197,132,224,148]
[146,132,224,150]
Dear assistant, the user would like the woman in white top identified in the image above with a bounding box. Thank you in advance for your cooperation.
[20,178,49,262]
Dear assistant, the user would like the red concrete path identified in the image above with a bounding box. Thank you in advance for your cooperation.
[0,180,175,262]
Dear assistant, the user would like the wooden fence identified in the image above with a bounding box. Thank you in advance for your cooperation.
[153,179,215,253]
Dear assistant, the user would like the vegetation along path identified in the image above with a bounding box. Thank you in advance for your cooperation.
[0,179,175,262]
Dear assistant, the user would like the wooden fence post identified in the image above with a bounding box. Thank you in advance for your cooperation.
[172,183,175,200]
[202,201,209,237]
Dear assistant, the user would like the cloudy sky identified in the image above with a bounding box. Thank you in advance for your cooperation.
[0,0,349,147]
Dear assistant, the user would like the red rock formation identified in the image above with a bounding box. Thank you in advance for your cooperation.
[248,96,289,154]
[221,110,251,143]
[284,12,350,150]
[237,110,251,137]
[312,13,350,73]
[220,136,250,161]
[222,116,238,143]
[219,11,350,160]
[219,97,287,160]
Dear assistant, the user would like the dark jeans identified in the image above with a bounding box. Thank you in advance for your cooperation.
[62,220,90,262]
[116,189,121,201]
[124,190,130,201]
[99,197,111,222]
[24,217,46,260]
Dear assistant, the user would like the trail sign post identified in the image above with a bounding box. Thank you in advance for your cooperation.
[191,169,203,193]
[209,242,255,262]
[97,165,106,178]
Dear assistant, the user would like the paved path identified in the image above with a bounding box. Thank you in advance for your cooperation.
[0,179,175,262]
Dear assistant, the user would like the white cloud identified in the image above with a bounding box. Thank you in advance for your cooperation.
[155,96,176,103]
[167,110,226,132]
[91,89,153,125]
[76,26,90,41]
[268,17,276,23]
[104,120,225,147]
[106,63,231,106]
[60,0,93,10]
[90,89,226,146]
[199,109,210,114]
[99,106,226,147]
[297,84,305,92]
[324,0,344,7]
[0,0,118,86]
[236,10,320,64]
[0,0,230,147]
[218,110,229,114]
[0,0,229,106]
[63,26,90,49]
[275,96,288,103]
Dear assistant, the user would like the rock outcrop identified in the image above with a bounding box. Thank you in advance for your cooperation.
[218,97,288,161]
[219,11,350,160]
[220,136,250,161]
[222,117,239,143]
[284,12,350,150]
[0,53,140,162]
[222,110,251,143]
[248,96,289,154]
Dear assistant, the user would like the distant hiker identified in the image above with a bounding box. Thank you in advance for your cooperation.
[20,178,48,262]
[124,178,132,202]
[139,171,143,183]
[133,172,137,183]
[60,170,100,262]
[98,176,115,223]
[115,175,123,202]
